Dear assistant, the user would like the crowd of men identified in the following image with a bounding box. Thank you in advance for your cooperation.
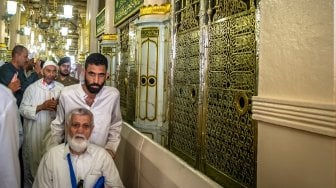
[0,45,124,188]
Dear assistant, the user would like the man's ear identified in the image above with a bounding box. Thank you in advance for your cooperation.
[106,73,110,80]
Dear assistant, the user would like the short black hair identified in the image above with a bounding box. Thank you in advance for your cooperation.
[85,53,108,69]
[58,56,71,66]
[12,45,27,58]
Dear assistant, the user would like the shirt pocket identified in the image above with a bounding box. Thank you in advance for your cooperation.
[85,170,103,188]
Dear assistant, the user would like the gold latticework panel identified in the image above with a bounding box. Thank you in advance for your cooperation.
[118,22,137,124]
[127,64,136,123]
[209,0,255,22]
[118,25,130,122]
[174,0,200,33]
[205,10,256,187]
[170,29,200,163]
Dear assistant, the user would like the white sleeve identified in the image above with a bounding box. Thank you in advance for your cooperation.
[101,150,124,188]
[19,85,38,120]
[105,92,122,153]
[0,100,21,188]
[32,152,53,188]
[49,93,66,147]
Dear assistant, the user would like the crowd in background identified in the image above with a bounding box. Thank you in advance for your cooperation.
[0,45,124,188]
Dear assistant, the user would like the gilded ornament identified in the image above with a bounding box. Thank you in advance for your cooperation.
[140,3,171,16]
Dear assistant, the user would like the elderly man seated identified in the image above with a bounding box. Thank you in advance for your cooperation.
[33,108,124,188]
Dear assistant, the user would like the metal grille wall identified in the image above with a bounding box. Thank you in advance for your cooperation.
[118,23,136,124]
[170,0,201,166]
[170,0,257,187]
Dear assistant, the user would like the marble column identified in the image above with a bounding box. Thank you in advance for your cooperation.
[0,0,7,62]
[87,0,99,53]
[99,0,118,87]
[8,6,20,49]
[133,2,171,145]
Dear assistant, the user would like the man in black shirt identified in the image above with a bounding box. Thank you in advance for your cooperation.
[0,45,39,106]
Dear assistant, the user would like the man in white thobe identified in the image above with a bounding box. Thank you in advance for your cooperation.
[0,83,22,188]
[33,108,124,188]
[48,53,122,158]
[19,61,63,187]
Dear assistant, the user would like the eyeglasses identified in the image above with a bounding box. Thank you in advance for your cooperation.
[70,123,92,130]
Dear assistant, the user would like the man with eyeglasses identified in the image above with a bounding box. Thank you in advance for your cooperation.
[33,108,124,188]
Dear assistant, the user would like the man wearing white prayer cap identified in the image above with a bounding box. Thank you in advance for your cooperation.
[19,60,64,187]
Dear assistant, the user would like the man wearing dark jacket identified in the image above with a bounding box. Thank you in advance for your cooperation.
[0,45,39,106]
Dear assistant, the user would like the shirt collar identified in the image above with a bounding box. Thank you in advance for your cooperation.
[79,84,104,101]
[41,79,56,90]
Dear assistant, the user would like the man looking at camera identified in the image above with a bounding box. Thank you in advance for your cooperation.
[48,53,122,159]
[34,108,124,188]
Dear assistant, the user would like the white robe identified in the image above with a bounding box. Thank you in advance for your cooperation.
[49,84,122,153]
[33,143,124,188]
[19,79,63,182]
[0,84,21,188]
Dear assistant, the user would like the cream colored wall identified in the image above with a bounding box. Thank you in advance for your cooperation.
[115,123,221,188]
[258,0,334,103]
[258,122,336,188]
[254,0,336,188]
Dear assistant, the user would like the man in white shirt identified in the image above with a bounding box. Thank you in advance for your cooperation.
[0,83,21,188]
[48,53,122,158]
[33,108,124,188]
[20,61,64,187]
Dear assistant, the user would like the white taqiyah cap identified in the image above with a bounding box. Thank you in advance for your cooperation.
[42,60,58,70]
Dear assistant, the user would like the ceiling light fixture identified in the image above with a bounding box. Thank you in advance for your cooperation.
[7,0,18,15]
[63,4,73,19]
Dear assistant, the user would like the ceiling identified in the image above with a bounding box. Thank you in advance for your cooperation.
[20,0,88,58]
[23,0,87,15]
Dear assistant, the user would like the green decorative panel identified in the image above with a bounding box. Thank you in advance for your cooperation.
[170,29,200,164]
[205,8,257,188]
[96,8,105,37]
[115,0,143,26]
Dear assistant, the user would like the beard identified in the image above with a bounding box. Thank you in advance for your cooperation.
[59,71,70,76]
[68,134,89,153]
[85,78,105,94]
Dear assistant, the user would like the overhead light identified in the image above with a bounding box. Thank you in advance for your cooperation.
[63,4,73,19]
[41,42,46,51]
[38,34,43,42]
[60,27,68,36]
[7,1,18,15]
[66,38,72,46]
[30,31,35,45]
[23,26,31,35]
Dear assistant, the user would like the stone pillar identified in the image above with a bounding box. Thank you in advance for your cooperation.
[133,2,170,145]
[105,0,116,34]
[0,0,6,43]
[0,0,8,63]
[98,0,118,87]
[100,34,118,87]
[87,0,99,53]
[252,0,336,188]
[8,7,20,49]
